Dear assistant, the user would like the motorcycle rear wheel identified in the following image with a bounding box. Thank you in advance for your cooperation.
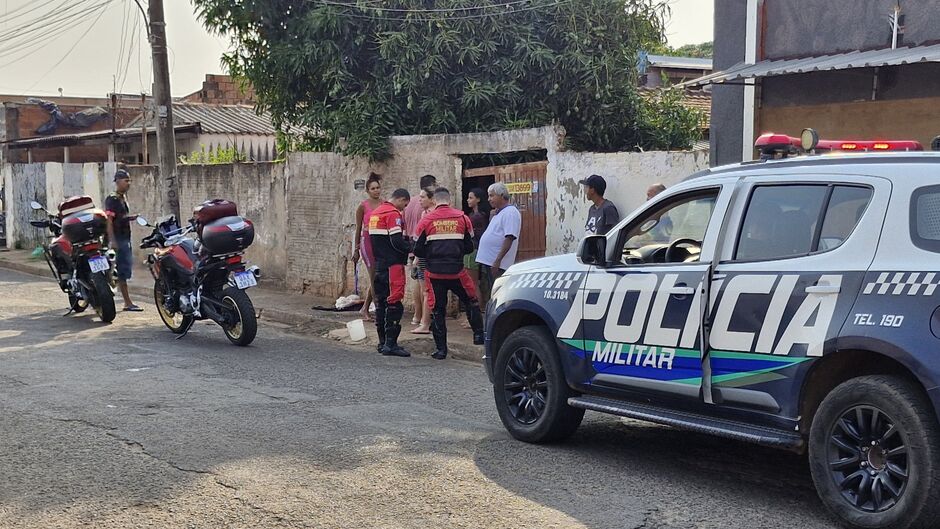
[220,287,257,346]
[154,283,193,334]
[92,274,116,323]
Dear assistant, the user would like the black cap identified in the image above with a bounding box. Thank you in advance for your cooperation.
[113,169,130,182]
[578,174,606,196]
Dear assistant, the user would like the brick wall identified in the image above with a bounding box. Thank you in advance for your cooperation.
[4,102,140,164]
[182,74,256,105]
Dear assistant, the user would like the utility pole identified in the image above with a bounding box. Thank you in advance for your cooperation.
[147,0,179,220]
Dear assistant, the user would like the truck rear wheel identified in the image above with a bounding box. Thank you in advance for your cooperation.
[809,375,940,529]
[493,326,583,443]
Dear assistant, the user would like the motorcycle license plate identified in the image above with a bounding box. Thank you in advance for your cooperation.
[89,256,109,274]
[234,271,257,289]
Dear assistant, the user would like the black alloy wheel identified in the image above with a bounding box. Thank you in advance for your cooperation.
[503,346,548,425]
[492,326,583,443]
[808,375,940,529]
[827,405,909,513]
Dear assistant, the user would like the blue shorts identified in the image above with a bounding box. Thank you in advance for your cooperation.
[114,237,133,281]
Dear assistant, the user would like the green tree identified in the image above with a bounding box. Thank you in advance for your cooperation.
[660,41,713,59]
[193,0,701,158]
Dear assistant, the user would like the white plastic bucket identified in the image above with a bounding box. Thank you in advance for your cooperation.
[346,319,367,342]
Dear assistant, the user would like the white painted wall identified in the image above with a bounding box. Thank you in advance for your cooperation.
[546,150,710,255]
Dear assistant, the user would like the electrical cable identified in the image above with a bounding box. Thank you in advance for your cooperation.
[0,2,112,67]
[24,0,112,92]
[0,0,108,43]
[118,2,138,93]
[114,0,131,92]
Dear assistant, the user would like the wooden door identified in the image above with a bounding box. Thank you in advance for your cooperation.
[462,160,547,262]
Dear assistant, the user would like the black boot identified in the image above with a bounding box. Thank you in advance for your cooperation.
[431,311,448,360]
[382,303,410,357]
[468,303,485,345]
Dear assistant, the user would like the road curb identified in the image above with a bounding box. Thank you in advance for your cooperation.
[0,256,484,364]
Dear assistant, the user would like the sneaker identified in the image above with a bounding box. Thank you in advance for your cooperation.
[431,350,447,360]
[472,332,485,346]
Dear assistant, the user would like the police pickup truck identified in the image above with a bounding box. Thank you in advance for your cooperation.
[484,130,940,529]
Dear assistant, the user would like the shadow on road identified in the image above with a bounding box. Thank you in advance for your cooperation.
[472,418,841,528]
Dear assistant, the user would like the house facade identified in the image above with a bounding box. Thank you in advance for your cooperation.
[705,0,940,166]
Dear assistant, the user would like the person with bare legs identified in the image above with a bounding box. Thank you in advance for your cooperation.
[353,173,383,321]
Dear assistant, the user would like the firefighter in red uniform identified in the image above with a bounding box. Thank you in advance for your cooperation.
[368,188,413,357]
[414,187,485,360]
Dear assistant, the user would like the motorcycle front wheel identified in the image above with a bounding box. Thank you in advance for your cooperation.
[220,287,257,346]
[154,282,193,334]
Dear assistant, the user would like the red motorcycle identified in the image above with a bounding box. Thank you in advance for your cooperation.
[29,196,117,322]
[138,199,260,346]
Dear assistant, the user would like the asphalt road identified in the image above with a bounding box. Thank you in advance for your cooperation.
[0,267,841,528]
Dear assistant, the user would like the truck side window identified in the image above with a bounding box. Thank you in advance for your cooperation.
[618,190,718,265]
[736,184,872,261]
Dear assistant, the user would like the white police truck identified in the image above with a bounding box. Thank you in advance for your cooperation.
[483,130,940,529]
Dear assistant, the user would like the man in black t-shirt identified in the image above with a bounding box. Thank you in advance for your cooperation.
[105,169,142,312]
[580,174,620,236]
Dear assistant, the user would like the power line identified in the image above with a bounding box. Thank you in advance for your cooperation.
[25,0,112,92]
[0,0,70,25]
[0,0,109,43]
[114,0,131,91]
[118,2,139,93]
[0,2,112,68]
[0,0,113,63]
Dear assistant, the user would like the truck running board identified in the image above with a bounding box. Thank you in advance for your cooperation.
[568,395,805,452]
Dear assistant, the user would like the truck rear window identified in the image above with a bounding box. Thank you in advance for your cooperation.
[911,185,940,252]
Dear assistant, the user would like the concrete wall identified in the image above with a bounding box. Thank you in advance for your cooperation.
[127,162,288,284]
[545,150,710,255]
[284,126,562,298]
[764,0,940,59]
[4,163,48,250]
[5,126,706,300]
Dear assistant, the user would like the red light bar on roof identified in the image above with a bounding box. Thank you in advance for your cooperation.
[755,132,924,157]
[815,139,923,152]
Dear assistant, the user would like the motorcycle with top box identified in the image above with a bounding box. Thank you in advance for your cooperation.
[28,196,116,322]
[139,199,260,345]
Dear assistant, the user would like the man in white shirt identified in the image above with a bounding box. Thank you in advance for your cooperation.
[476,182,522,283]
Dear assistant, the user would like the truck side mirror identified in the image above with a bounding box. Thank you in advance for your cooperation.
[577,235,607,266]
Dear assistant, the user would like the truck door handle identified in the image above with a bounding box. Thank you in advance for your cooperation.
[805,285,841,294]
[671,284,696,296]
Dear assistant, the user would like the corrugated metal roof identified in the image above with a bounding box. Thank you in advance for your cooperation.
[680,43,940,88]
[646,54,713,70]
[2,124,201,148]
[128,103,278,135]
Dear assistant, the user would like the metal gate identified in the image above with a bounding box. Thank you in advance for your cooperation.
[462,160,547,262]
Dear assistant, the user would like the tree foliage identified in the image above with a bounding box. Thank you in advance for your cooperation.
[193,0,702,159]
[661,41,713,59]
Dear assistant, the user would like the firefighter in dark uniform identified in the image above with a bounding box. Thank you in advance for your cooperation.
[414,187,485,360]
[368,188,413,357]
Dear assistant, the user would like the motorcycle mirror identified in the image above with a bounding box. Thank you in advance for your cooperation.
[136,216,149,227]
[29,201,44,211]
